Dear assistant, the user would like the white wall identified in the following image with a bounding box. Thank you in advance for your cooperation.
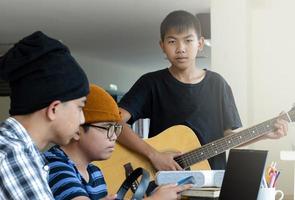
[73,52,162,93]
[249,0,295,196]
[211,0,250,125]
[212,0,295,196]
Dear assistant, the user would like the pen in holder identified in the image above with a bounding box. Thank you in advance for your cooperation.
[264,161,280,188]
[258,161,284,200]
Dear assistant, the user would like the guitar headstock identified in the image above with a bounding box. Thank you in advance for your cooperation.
[287,104,295,122]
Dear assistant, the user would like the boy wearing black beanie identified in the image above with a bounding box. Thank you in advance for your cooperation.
[0,31,89,199]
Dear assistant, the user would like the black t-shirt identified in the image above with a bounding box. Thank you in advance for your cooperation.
[119,68,242,169]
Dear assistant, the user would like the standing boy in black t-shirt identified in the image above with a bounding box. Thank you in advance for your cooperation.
[118,10,288,170]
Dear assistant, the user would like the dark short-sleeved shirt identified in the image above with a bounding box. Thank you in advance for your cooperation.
[44,146,107,200]
[119,68,242,169]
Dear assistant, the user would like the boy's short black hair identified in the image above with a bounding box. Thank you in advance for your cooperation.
[160,10,202,41]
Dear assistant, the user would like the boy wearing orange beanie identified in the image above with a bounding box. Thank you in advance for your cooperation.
[44,84,191,200]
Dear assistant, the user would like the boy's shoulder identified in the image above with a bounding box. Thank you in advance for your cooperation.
[206,69,223,79]
[44,146,68,163]
[44,146,78,172]
[130,68,168,88]
[205,69,228,84]
[88,163,103,173]
[0,132,33,165]
[0,125,27,153]
[0,135,15,162]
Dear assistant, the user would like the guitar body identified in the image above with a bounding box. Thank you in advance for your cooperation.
[92,108,295,195]
[93,125,211,194]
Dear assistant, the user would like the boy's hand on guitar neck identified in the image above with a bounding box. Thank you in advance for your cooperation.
[263,118,288,139]
[237,113,288,147]
[149,150,183,171]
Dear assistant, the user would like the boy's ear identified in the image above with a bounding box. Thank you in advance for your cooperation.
[72,130,81,141]
[159,40,164,52]
[46,100,62,121]
[72,126,84,141]
[198,37,205,51]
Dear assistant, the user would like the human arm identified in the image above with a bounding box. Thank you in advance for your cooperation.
[222,76,288,146]
[144,184,192,200]
[220,78,287,146]
[117,108,182,170]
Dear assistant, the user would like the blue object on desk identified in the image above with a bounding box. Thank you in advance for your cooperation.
[177,175,196,185]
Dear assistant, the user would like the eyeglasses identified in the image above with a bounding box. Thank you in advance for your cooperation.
[88,123,123,140]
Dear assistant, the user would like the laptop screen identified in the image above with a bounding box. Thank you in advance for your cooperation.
[219,149,268,200]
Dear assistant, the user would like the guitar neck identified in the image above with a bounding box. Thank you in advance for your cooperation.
[175,110,295,169]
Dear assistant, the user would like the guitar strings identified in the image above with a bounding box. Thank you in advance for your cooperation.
[174,111,293,168]
[177,112,291,166]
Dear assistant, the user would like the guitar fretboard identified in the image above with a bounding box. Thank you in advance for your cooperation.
[175,109,295,169]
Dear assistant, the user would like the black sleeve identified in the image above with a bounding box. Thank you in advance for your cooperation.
[119,74,152,124]
[221,81,242,131]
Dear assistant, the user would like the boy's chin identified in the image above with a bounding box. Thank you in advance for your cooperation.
[99,153,112,161]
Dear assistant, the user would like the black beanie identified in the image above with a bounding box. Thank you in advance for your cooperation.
[0,31,89,115]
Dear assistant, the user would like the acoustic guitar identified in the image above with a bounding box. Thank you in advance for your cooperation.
[93,108,295,194]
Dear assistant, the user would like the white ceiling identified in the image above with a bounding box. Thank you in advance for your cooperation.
[0,0,210,67]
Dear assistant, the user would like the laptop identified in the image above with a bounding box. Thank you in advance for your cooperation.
[219,149,268,200]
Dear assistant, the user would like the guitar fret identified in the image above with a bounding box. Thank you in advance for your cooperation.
[289,110,295,122]
[182,158,188,168]
[176,111,295,169]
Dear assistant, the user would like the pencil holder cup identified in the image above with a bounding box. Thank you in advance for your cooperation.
[257,187,284,200]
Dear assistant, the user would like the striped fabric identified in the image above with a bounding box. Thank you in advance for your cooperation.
[44,146,107,200]
[0,117,54,200]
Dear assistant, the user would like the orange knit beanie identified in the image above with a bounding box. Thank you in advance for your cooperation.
[83,84,121,123]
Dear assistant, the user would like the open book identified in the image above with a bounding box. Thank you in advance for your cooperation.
[181,187,220,198]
